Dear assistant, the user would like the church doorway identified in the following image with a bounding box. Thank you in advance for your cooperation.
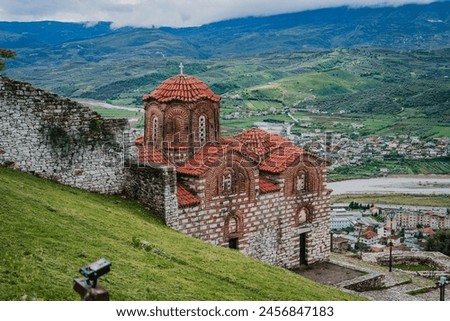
[299,233,307,265]
[228,237,239,250]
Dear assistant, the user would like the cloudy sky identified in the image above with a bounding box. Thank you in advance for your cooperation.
[0,0,444,28]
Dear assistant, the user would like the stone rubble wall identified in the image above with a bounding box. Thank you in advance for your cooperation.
[362,251,450,272]
[332,259,386,292]
[123,162,178,224]
[0,76,130,194]
[339,273,385,292]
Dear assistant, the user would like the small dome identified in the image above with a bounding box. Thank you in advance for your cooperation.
[143,74,221,103]
[234,128,286,156]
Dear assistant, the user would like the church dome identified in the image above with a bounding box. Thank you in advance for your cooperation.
[143,74,221,103]
[234,128,286,156]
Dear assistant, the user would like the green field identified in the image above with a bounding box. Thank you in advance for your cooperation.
[7,48,450,140]
[93,108,142,119]
[331,194,450,207]
[328,158,450,182]
[0,167,361,301]
[393,264,433,272]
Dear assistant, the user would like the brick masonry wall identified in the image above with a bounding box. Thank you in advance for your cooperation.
[174,160,331,269]
[0,76,130,194]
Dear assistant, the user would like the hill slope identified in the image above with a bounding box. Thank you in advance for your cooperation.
[1,2,450,63]
[168,1,450,56]
[0,167,361,301]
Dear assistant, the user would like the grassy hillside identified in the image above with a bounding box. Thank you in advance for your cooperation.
[0,167,360,301]
[5,48,449,139]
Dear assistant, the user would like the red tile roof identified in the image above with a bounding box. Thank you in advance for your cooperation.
[370,245,385,252]
[177,183,201,207]
[233,128,286,156]
[134,135,144,145]
[177,143,228,176]
[177,128,319,176]
[362,230,378,239]
[136,144,174,166]
[420,228,435,235]
[143,74,221,103]
[259,177,281,194]
[176,142,256,176]
[259,143,305,173]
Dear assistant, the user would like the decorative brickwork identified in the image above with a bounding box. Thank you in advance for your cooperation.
[143,75,221,166]
[136,73,332,269]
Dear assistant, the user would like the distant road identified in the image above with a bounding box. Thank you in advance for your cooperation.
[329,175,450,196]
[75,99,144,113]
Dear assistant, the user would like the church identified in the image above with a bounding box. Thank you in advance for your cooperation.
[133,69,331,268]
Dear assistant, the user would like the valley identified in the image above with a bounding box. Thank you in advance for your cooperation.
[1,3,449,182]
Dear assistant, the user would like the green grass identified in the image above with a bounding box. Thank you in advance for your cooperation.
[392,264,433,272]
[9,48,450,139]
[331,194,450,207]
[406,288,433,296]
[93,108,142,119]
[431,126,450,138]
[0,167,361,301]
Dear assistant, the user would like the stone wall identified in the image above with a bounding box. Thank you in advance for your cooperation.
[340,273,385,292]
[0,76,130,194]
[362,251,450,273]
[332,260,385,292]
[123,162,179,223]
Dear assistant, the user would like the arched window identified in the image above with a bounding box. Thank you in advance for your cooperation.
[152,116,158,144]
[237,172,246,194]
[229,217,238,234]
[199,115,207,146]
[295,206,313,226]
[224,212,243,249]
[222,172,232,193]
[296,170,308,193]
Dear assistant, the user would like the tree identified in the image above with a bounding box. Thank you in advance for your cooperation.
[0,49,16,71]
[425,230,450,256]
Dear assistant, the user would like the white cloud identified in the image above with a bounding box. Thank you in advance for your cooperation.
[0,0,443,27]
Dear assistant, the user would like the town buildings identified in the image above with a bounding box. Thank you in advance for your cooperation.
[387,211,450,230]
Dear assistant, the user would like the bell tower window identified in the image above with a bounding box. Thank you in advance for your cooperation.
[152,116,158,144]
[199,115,207,146]
[296,171,307,193]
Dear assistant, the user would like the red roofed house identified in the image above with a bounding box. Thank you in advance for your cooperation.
[360,230,379,246]
[127,71,331,268]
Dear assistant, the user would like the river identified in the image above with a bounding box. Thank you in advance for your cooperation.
[328,175,450,195]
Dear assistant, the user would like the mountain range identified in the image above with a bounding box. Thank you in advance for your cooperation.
[0,1,450,65]
[0,1,449,136]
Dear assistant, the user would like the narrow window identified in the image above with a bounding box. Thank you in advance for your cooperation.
[199,115,207,146]
[152,116,158,144]
[223,172,232,192]
[296,171,307,193]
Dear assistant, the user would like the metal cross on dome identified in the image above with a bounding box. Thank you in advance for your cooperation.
[179,62,184,75]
